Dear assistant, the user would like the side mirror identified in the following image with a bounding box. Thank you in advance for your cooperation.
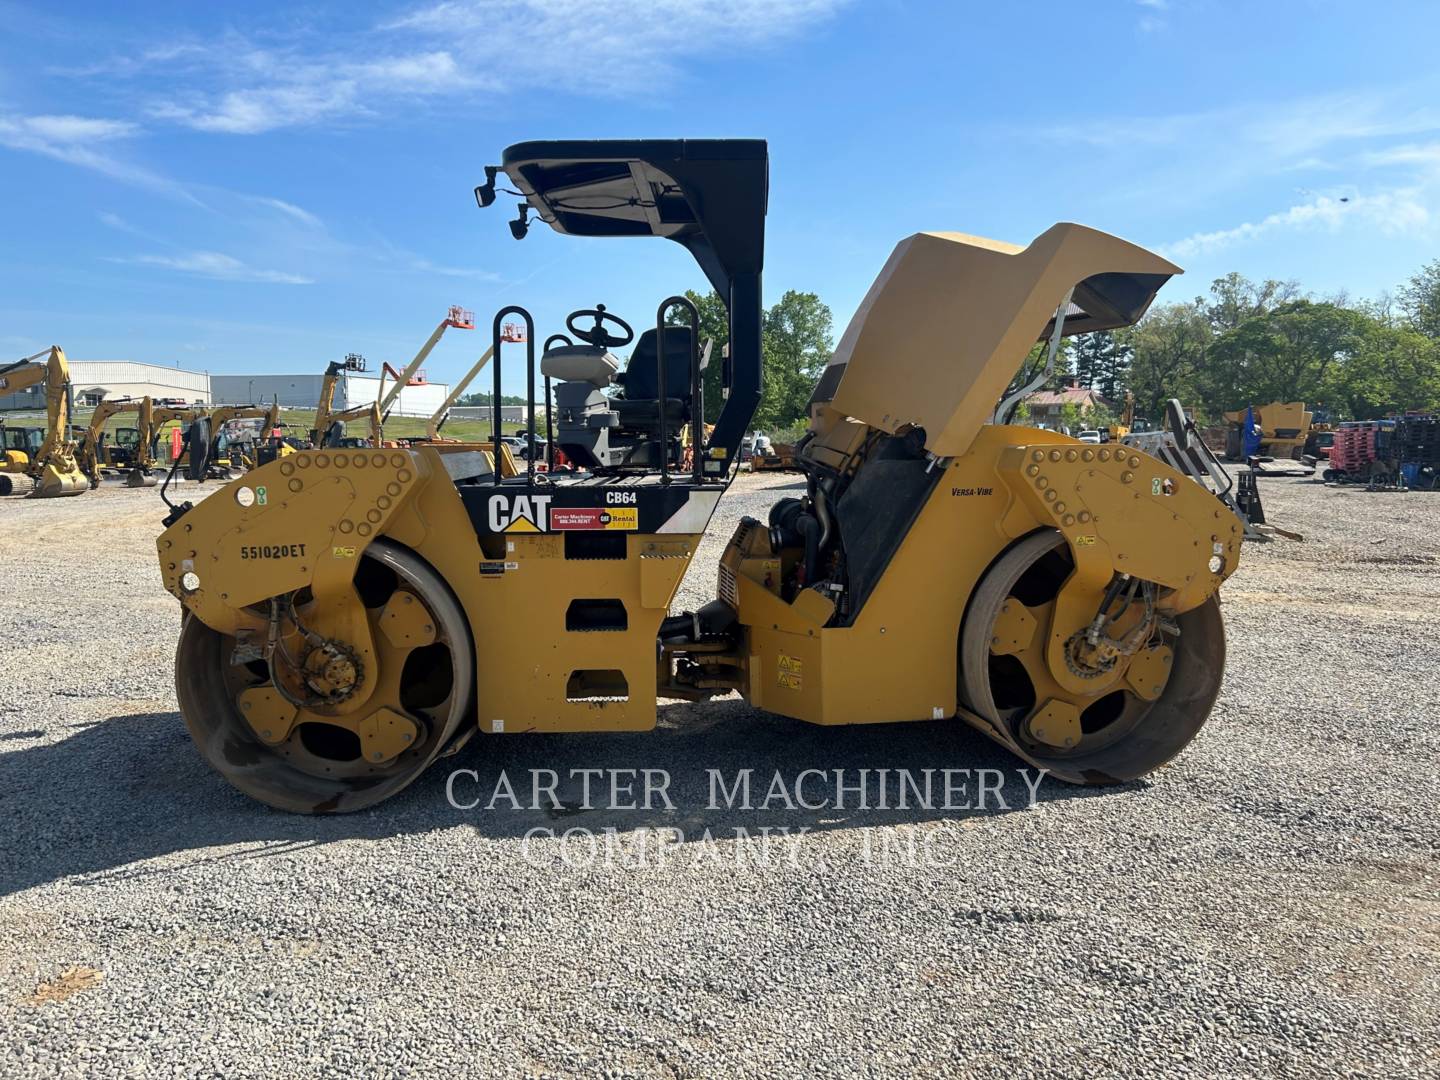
[185,418,211,481]
[1165,399,1189,452]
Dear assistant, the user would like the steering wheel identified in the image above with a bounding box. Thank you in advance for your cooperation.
[566,304,634,349]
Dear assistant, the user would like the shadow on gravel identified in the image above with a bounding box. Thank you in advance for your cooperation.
[0,703,1131,896]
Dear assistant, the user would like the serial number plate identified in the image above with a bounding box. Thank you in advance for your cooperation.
[239,543,308,559]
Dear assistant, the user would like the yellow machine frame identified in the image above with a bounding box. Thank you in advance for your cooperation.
[157,141,1248,813]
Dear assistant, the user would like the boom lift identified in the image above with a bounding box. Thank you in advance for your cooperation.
[416,343,523,480]
[0,346,87,497]
[425,345,495,441]
[376,306,475,421]
[157,140,1250,813]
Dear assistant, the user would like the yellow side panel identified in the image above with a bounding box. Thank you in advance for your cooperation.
[741,425,1058,726]
[827,226,1179,458]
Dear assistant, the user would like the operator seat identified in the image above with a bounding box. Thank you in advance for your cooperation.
[612,327,695,430]
[542,328,696,471]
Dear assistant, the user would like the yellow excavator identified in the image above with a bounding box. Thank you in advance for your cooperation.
[207,401,281,477]
[77,396,159,487]
[149,405,204,467]
[311,354,383,449]
[156,139,1255,813]
[0,346,88,497]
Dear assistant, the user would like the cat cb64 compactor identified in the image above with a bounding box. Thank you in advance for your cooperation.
[157,139,1248,812]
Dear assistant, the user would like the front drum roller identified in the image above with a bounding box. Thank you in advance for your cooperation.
[959,529,1225,784]
[176,540,474,813]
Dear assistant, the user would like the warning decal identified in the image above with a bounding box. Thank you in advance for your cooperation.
[777,654,803,691]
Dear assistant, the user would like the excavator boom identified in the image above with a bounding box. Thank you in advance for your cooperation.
[0,346,87,497]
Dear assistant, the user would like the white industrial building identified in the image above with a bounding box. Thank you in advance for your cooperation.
[210,372,449,418]
[0,361,210,410]
[0,358,448,418]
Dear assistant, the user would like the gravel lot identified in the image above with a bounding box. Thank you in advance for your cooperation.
[1,469,1436,1077]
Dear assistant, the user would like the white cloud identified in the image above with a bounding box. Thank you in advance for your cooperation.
[15,114,137,142]
[249,196,323,228]
[113,250,314,284]
[88,1,845,135]
[406,256,502,281]
[387,0,848,94]
[1046,89,1440,159]
[1163,188,1432,259]
[1362,142,1440,168]
[148,48,489,134]
[0,111,203,204]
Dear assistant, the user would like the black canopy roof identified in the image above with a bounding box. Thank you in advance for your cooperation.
[500,139,768,297]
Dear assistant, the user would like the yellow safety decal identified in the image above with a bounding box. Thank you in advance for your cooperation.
[710,447,728,459]
[1075,535,1097,546]
[332,546,357,559]
[778,654,803,690]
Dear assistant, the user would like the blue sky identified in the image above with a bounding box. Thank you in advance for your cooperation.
[3,0,1439,394]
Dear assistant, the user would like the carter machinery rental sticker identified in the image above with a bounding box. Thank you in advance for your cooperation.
[549,507,638,531]
[778,654,803,691]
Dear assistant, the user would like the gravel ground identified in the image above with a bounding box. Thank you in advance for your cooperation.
[0,469,1436,1078]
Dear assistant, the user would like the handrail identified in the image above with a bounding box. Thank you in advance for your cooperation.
[542,334,573,473]
[491,307,536,486]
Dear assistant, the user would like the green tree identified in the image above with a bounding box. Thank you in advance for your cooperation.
[757,290,834,429]
[1124,302,1211,420]
[1204,300,1370,412]
[1398,259,1440,340]
[1202,272,1301,333]
[1069,330,1130,399]
[1328,322,1440,418]
[458,391,529,407]
[665,289,729,423]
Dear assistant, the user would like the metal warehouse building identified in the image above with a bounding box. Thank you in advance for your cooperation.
[0,361,210,410]
[209,372,449,418]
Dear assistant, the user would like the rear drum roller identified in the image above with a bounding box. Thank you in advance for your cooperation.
[959,529,1225,785]
[175,539,473,812]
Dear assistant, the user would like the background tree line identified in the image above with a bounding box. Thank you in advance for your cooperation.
[646,259,1440,435]
[1072,262,1440,425]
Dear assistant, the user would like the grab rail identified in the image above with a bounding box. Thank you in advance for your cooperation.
[491,306,536,485]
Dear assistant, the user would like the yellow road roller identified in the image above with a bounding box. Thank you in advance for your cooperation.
[157,139,1250,812]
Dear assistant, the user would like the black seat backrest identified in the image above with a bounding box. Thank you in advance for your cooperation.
[621,328,693,401]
